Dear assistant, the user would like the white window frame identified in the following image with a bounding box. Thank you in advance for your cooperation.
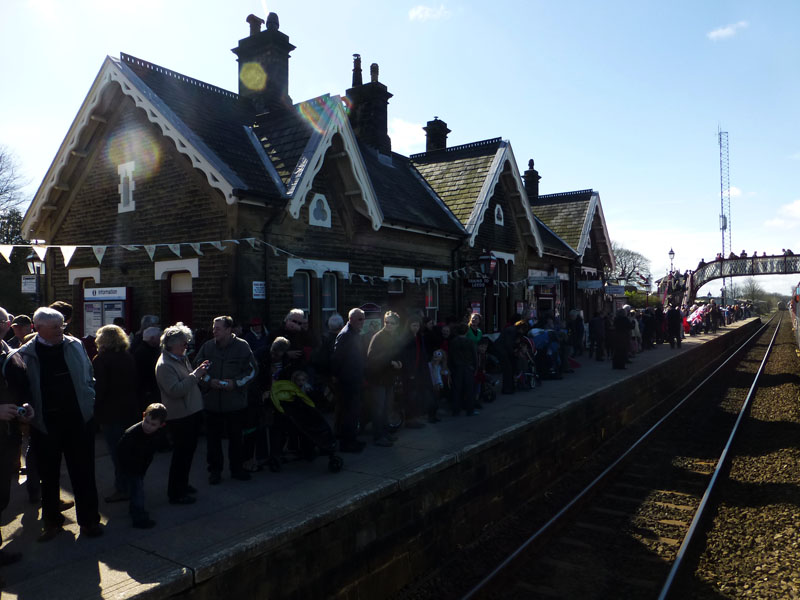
[308,193,332,228]
[383,266,414,295]
[117,161,136,213]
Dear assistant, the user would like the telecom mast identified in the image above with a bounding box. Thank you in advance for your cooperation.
[718,128,731,295]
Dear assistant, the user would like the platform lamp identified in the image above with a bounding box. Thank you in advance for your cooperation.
[668,248,675,273]
[26,249,46,307]
[707,290,712,303]
[477,249,495,276]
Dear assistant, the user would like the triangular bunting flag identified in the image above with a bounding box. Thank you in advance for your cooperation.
[144,245,157,261]
[270,244,279,257]
[0,246,12,263]
[210,241,224,251]
[224,239,240,245]
[60,246,77,267]
[92,246,106,264]
[168,244,181,258]
[189,243,203,256]
[244,238,257,249]
[33,245,47,261]
[121,245,138,251]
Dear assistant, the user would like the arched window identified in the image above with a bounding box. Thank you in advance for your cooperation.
[494,204,504,226]
[292,271,311,313]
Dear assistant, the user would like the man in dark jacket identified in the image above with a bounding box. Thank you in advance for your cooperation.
[666,304,683,349]
[194,316,257,484]
[332,308,366,452]
[366,312,403,447]
[0,306,32,576]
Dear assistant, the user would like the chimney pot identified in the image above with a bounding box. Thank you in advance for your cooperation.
[424,117,451,152]
[523,158,541,203]
[370,63,379,83]
[266,12,280,30]
[352,54,362,87]
[246,14,264,36]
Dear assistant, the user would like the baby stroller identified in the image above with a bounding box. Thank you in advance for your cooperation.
[514,335,538,389]
[267,380,343,473]
[531,329,561,380]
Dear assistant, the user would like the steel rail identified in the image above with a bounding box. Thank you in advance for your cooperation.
[657,314,782,600]
[460,316,776,600]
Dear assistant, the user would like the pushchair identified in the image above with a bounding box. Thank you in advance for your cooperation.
[267,380,343,473]
[514,335,538,389]
[531,329,561,380]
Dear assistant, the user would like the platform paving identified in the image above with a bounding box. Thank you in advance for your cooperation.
[0,319,757,598]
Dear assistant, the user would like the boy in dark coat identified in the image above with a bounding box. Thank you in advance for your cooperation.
[117,403,168,528]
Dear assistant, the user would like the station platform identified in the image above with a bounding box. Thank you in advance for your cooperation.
[0,318,761,599]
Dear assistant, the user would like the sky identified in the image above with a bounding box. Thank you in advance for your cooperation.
[1,0,798,296]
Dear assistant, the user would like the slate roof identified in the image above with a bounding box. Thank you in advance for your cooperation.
[534,216,578,258]
[359,144,465,236]
[531,190,594,252]
[410,139,503,226]
[118,53,281,201]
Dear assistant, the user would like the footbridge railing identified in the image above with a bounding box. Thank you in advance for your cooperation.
[686,254,800,304]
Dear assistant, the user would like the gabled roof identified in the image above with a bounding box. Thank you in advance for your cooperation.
[532,189,614,269]
[358,144,464,237]
[411,140,543,253]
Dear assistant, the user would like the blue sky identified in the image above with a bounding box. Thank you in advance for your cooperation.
[1,0,798,295]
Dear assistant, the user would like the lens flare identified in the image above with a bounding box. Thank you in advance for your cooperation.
[296,96,341,134]
[106,125,161,180]
[240,62,267,92]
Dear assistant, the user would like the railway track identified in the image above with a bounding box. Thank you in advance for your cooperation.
[451,315,782,599]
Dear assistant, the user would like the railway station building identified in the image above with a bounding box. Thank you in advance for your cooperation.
[20,12,615,338]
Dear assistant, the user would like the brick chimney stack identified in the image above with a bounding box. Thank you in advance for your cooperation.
[423,117,450,152]
[346,56,393,155]
[232,12,295,112]
[523,159,540,202]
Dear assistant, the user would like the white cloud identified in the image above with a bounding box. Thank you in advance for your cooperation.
[763,199,800,230]
[409,4,451,22]
[707,21,749,41]
[729,185,742,197]
[790,152,800,161]
[389,118,425,155]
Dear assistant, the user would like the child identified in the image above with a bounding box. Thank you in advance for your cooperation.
[117,403,168,529]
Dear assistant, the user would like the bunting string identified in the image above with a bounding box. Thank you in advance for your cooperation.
[0,237,535,288]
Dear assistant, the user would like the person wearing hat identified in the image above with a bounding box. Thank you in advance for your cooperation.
[9,315,32,349]
[244,317,269,362]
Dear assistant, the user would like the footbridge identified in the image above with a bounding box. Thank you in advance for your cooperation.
[685,254,799,304]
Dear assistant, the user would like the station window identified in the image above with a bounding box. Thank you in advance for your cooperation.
[321,272,338,323]
[292,271,310,313]
[117,161,136,213]
[425,279,439,321]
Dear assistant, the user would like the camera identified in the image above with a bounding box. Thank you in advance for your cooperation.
[16,406,27,417]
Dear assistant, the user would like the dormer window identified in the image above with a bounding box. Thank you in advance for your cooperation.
[494,204,504,226]
[309,193,331,228]
[117,161,136,213]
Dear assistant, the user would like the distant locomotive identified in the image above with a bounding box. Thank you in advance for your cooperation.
[778,300,787,311]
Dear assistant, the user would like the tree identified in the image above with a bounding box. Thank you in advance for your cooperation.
[0,145,28,212]
[0,207,35,313]
[608,241,651,287]
[741,277,765,305]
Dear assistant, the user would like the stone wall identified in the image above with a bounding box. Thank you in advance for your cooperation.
[174,319,762,599]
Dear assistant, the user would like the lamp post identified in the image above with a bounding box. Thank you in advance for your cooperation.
[668,248,675,273]
[26,251,45,308]
[707,290,712,303]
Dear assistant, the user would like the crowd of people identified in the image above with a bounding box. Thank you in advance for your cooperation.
[0,297,755,587]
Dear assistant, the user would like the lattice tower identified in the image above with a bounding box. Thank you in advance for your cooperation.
[718,128,732,293]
